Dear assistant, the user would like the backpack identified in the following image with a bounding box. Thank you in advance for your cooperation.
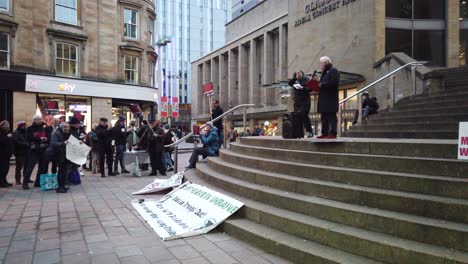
[282,114,294,139]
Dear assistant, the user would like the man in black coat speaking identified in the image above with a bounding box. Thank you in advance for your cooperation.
[317,56,340,139]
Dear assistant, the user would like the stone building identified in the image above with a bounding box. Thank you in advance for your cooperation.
[0,0,158,128]
[192,0,467,135]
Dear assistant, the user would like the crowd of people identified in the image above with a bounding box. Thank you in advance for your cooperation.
[0,114,180,193]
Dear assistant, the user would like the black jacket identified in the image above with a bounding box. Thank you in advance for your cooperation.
[288,76,312,113]
[112,123,130,145]
[0,130,13,158]
[139,125,165,152]
[95,125,112,150]
[13,128,29,156]
[27,123,50,150]
[212,106,224,130]
[46,128,70,163]
[318,64,340,113]
[363,97,379,111]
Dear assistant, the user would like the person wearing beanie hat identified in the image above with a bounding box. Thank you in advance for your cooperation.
[111,115,130,174]
[12,121,29,185]
[186,121,220,169]
[23,114,49,189]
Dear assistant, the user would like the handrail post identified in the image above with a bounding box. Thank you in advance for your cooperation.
[357,94,363,125]
[243,108,247,134]
[411,65,417,96]
[337,105,342,137]
[174,145,178,172]
[222,116,226,148]
[389,75,395,107]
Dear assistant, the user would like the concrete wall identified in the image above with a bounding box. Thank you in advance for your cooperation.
[91,97,112,123]
[226,0,287,43]
[12,92,36,126]
[288,0,378,80]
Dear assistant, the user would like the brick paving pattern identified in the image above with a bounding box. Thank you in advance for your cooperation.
[0,152,291,264]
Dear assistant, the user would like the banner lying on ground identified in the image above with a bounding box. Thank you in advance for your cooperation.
[132,182,244,240]
[132,172,184,195]
[459,122,468,160]
[66,136,91,165]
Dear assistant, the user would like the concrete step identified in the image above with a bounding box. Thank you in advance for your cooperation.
[239,137,458,159]
[344,130,458,139]
[366,113,468,125]
[376,106,468,118]
[229,143,468,178]
[398,89,468,102]
[211,153,468,224]
[222,219,378,264]
[347,122,459,132]
[187,166,468,262]
[394,98,468,111]
[398,93,468,105]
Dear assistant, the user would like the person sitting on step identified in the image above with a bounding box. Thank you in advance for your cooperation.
[352,91,379,125]
[186,121,220,169]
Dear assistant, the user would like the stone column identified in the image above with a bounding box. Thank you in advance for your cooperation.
[249,39,259,106]
[211,57,219,101]
[219,54,228,109]
[239,44,249,105]
[263,32,274,105]
[374,0,386,62]
[228,49,238,108]
[279,24,288,82]
[447,0,460,67]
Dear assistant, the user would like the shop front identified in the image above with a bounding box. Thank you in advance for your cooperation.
[16,73,158,128]
[0,70,26,125]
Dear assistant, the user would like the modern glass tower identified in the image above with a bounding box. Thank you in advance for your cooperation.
[155,0,231,116]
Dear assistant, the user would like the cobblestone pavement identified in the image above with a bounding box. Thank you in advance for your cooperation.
[0,152,291,264]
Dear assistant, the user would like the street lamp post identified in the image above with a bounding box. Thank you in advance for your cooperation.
[156,37,171,121]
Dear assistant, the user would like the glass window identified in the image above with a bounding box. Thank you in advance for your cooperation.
[385,28,412,56]
[56,43,78,77]
[124,9,138,39]
[386,0,412,18]
[461,0,468,20]
[413,30,445,66]
[0,33,9,69]
[55,0,78,25]
[149,60,155,87]
[125,56,138,84]
[0,0,8,11]
[414,0,445,19]
[148,17,154,45]
[460,30,468,66]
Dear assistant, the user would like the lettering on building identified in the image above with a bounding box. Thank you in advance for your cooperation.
[295,0,359,27]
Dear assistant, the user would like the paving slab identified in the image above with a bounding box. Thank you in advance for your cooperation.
[0,153,290,264]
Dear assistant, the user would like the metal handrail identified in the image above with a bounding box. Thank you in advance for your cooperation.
[337,60,426,136]
[339,61,426,105]
[165,103,255,148]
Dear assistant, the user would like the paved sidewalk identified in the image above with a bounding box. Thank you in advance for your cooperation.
[0,152,291,264]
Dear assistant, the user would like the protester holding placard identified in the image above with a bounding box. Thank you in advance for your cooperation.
[46,122,71,193]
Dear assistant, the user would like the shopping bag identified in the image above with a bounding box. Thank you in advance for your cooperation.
[40,174,58,191]
[69,170,81,185]
[132,155,141,177]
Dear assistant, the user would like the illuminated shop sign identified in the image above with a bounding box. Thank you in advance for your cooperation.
[295,0,359,27]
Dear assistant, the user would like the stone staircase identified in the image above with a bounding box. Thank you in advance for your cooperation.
[184,137,468,264]
[345,73,468,139]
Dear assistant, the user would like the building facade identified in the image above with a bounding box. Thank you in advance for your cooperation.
[0,0,158,128]
[155,0,230,127]
[192,0,467,135]
[231,0,264,20]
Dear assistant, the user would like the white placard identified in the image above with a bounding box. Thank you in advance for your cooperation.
[132,172,184,195]
[132,182,244,240]
[458,122,468,160]
[66,136,91,165]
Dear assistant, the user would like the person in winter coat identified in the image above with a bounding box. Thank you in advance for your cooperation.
[288,70,314,137]
[126,119,139,151]
[0,121,14,187]
[87,123,100,174]
[95,118,114,177]
[352,91,379,125]
[136,120,149,171]
[12,121,29,185]
[46,117,61,174]
[138,119,166,176]
[251,124,264,136]
[112,115,131,174]
[186,121,220,169]
[163,124,175,171]
[23,115,50,189]
[46,122,71,193]
[316,56,340,139]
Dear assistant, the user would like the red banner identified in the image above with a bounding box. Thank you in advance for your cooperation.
[171,97,179,118]
[161,97,168,118]
[203,82,214,95]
